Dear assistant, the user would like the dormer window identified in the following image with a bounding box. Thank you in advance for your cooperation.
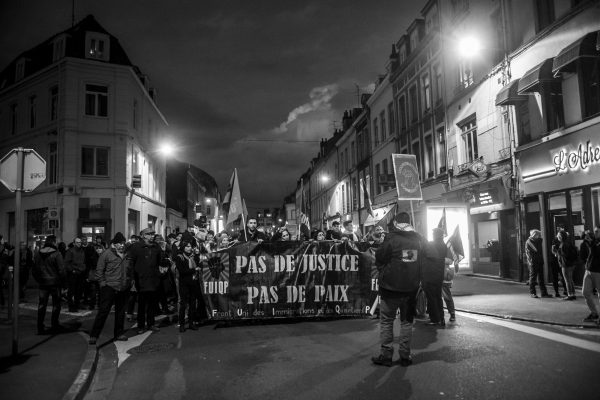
[410,31,419,53]
[52,35,66,62]
[15,59,25,81]
[85,32,110,61]
[399,46,407,64]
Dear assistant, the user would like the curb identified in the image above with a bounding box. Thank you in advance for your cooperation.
[454,307,600,329]
[62,332,99,400]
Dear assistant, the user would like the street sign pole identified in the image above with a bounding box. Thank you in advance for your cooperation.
[12,148,24,356]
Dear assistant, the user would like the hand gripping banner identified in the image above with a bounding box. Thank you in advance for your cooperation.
[201,241,379,320]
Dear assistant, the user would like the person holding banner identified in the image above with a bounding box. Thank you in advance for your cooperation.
[372,212,423,367]
[237,218,266,243]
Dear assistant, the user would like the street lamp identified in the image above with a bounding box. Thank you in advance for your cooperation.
[456,36,482,59]
[158,142,175,157]
[321,175,329,183]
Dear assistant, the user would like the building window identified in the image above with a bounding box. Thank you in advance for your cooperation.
[81,147,109,176]
[29,95,37,129]
[375,164,381,195]
[425,134,434,178]
[351,141,355,166]
[581,58,600,119]
[373,117,379,147]
[133,99,138,129]
[412,141,421,179]
[437,127,447,173]
[380,111,386,141]
[459,59,474,88]
[85,33,110,61]
[399,45,407,64]
[409,86,419,122]
[52,37,65,62]
[10,103,17,135]
[434,64,443,104]
[535,0,555,32]
[382,159,389,192]
[85,84,108,117]
[516,101,531,145]
[460,117,478,162]
[423,74,432,111]
[15,60,25,81]
[352,177,358,209]
[410,30,419,53]
[133,150,139,175]
[398,96,407,131]
[451,0,470,18]
[50,85,58,121]
[49,142,58,184]
[388,102,395,136]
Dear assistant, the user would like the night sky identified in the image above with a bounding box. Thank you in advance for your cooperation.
[0,0,425,210]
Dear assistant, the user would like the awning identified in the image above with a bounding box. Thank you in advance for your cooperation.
[553,30,600,74]
[495,79,527,106]
[364,203,396,227]
[517,58,555,94]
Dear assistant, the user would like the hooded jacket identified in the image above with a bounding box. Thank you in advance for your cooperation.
[33,244,66,286]
[375,223,423,294]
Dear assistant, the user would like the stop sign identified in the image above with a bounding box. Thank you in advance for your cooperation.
[0,148,46,192]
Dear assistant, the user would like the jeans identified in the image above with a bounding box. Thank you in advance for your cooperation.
[582,270,600,315]
[562,266,575,296]
[178,281,199,327]
[423,282,443,323]
[89,286,129,338]
[528,262,548,295]
[137,291,157,329]
[379,291,416,359]
[442,283,455,315]
[38,285,62,331]
[551,259,567,295]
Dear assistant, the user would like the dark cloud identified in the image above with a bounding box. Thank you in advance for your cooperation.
[0,0,425,209]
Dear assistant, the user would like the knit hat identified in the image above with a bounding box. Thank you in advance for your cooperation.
[112,232,127,244]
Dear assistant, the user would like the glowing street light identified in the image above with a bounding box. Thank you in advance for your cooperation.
[457,36,482,59]
[158,142,175,157]
[321,175,330,183]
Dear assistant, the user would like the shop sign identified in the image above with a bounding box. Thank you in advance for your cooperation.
[553,140,600,173]
[475,188,499,206]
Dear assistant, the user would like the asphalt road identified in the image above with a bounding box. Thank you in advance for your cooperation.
[86,314,600,400]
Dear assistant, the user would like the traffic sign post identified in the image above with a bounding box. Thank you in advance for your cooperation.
[0,148,46,356]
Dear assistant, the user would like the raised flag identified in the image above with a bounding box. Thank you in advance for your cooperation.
[224,169,244,229]
[437,208,447,236]
[446,224,465,264]
[361,178,374,218]
[299,180,310,240]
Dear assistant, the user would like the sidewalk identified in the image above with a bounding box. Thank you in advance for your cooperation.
[1,274,598,400]
[451,274,600,328]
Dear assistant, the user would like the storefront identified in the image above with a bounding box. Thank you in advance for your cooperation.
[518,121,600,285]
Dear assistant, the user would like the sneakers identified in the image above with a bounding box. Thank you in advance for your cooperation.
[399,356,413,367]
[530,294,539,298]
[371,355,393,367]
[114,335,128,341]
[449,314,456,322]
[562,296,576,301]
[583,313,599,322]
[88,337,97,345]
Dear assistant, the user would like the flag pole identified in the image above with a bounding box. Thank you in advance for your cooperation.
[241,211,247,242]
[409,200,415,227]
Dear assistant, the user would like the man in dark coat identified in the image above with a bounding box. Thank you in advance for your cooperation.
[237,218,267,243]
[422,228,448,326]
[372,212,423,367]
[525,229,551,298]
[64,236,86,311]
[326,221,343,240]
[32,235,66,334]
[128,227,163,334]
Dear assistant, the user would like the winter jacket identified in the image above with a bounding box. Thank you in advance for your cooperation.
[375,223,423,294]
[525,237,544,267]
[237,228,267,243]
[95,247,132,291]
[32,245,66,286]
[554,241,578,268]
[588,240,600,273]
[422,239,447,285]
[128,241,163,292]
[174,253,199,286]
[64,246,86,274]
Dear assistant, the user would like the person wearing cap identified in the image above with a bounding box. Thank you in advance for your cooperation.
[128,227,164,334]
[88,232,133,345]
[372,212,424,367]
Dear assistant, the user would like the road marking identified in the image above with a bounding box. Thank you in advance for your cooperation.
[459,312,600,353]
[114,331,152,367]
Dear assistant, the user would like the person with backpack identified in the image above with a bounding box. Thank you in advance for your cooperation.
[371,212,424,367]
[553,230,577,300]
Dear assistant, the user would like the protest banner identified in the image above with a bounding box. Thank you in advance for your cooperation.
[200,241,379,320]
